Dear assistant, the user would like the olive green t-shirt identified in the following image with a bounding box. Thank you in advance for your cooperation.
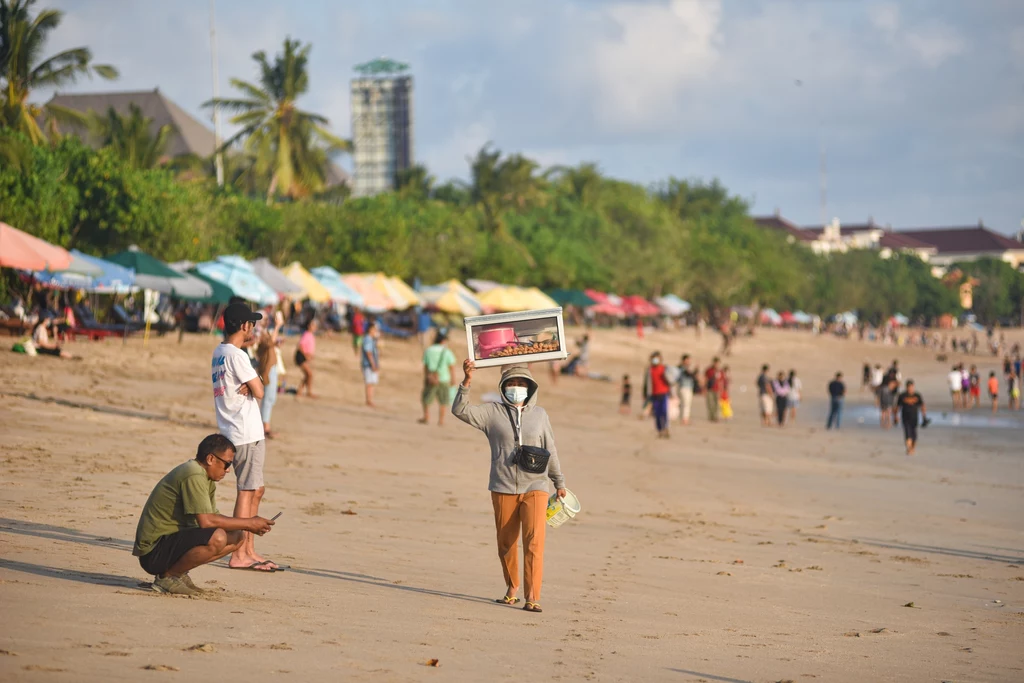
[133,460,218,557]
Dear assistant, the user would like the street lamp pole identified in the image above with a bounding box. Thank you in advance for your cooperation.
[210,0,224,187]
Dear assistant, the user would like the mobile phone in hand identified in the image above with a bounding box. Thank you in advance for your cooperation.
[271,512,282,521]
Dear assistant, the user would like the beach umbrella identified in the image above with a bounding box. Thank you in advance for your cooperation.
[621,295,660,317]
[107,247,187,294]
[250,258,303,297]
[281,262,332,303]
[164,262,221,301]
[891,313,910,326]
[194,256,278,306]
[340,274,391,312]
[792,311,813,324]
[356,272,414,309]
[546,288,597,308]
[760,308,783,325]
[309,266,365,307]
[467,278,501,293]
[584,289,627,317]
[477,286,540,312]
[387,276,421,308]
[418,280,483,316]
[35,250,136,293]
[654,294,691,316]
[0,222,74,272]
[780,310,796,324]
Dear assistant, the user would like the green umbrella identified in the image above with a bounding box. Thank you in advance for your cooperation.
[106,248,182,278]
[546,288,597,308]
[187,269,234,304]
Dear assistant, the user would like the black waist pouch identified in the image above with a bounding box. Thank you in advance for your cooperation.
[516,445,551,474]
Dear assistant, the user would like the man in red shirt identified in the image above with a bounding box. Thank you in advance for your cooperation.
[646,351,671,438]
[705,357,722,422]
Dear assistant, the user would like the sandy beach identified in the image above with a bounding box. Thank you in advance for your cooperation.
[1,326,1022,682]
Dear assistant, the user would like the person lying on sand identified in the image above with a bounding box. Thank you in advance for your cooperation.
[133,434,275,596]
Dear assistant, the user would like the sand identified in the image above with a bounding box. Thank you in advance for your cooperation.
[1,326,1022,682]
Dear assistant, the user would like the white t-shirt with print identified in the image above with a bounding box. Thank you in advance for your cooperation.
[211,342,264,446]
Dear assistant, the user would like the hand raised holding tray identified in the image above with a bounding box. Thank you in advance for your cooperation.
[464,308,568,368]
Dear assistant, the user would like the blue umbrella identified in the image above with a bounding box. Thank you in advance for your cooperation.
[194,255,278,306]
[35,250,137,294]
[310,266,365,307]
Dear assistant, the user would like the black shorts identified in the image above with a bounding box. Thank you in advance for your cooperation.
[294,349,306,366]
[37,347,61,357]
[902,421,918,443]
[138,527,216,576]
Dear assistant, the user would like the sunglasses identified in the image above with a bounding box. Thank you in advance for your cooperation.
[211,453,233,470]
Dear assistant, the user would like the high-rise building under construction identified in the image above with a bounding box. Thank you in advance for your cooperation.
[350,58,413,197]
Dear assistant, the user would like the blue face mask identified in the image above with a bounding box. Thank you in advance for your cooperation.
[504,386,529,404]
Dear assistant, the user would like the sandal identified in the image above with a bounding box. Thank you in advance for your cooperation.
[523,602,543,613]
[496,595,520,605]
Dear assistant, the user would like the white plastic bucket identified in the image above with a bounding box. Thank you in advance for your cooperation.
[546,488,581,528]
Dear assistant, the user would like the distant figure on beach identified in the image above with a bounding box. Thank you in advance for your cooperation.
[419,329,456,426]
[294,318,317,399]
[870,364,884,395]
[826,372,845,430]
[787,369,802,422]
[878,378,897,429]
[576,334,591,376]
[212,303,277,571]
[968,365,981,409]
[256,312,284,438]
[31,316,73,359]
[361,320,381,407]
[772,371,790,427]
[861,362,871,391]
[948,364,963,410]
[1008,372,1020,411]
[894,380,927,456]
[646,351,671,438]
[676,354,696,426]
[350,308,366,357]
[705,357,722,423]
[988,372,999,414]
[757,364,774,426]
[133,434,275,595]
[453,361,567,613]
[619,374,632,415]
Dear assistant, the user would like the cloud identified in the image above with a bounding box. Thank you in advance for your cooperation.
[868,3,900,37]
[566,0,723,133]
[904,22,966,68]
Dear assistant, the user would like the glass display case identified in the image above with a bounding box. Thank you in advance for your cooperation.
[464,308,568,368]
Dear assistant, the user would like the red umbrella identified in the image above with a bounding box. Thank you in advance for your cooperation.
[621,295,660,317]
[0,222,72,271]
[780,310,796,324]
[585,289,627,317]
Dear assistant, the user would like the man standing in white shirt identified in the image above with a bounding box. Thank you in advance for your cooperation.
[948,364,963,410]
[212,303,276,571]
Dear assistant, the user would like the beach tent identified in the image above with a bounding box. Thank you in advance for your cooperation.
[281,262,331,303]
[0,222,74,272]
[546,288,597,308]
[35,250,136,294]
[309,266,365,307]
[418,280,483,316]
[250,258,303,297]
[621,295,660,317]
[654,294,691,316]
[194,255,277,306]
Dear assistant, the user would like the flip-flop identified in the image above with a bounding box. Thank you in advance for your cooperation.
[257,561,290,571]
[229,562,276,572]
[523,602,543,613]
[496,596,520,605]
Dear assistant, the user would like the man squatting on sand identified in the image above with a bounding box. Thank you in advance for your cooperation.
[133,434,275,596]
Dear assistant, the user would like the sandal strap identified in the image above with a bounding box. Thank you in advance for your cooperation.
[496,596,520,604]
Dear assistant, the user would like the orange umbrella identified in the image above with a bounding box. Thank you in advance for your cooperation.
[0,222,73,271]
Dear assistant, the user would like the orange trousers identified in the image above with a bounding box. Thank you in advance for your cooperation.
[491,490,548,602]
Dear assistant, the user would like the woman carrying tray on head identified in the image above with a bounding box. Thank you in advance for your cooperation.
[453,360,568,614]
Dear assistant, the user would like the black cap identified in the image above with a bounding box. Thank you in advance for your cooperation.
[224,303,262,326]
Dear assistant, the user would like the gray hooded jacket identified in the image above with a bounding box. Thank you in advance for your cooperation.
[452,364,566,495]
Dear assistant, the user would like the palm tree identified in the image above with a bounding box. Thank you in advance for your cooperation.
[395,164,434,199]
[545,162,603,207]
[205,37,349,202]
[87,104,174,169]
[0,0,117,144]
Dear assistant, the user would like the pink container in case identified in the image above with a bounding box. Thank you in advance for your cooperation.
[476,327,518,359]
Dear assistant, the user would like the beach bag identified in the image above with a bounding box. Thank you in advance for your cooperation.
[720,399,733,419]
[503,405,550,474]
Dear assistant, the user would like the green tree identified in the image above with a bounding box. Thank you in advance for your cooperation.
[0,0,117,144]
[206,37,349,202]
[87,103,175,169]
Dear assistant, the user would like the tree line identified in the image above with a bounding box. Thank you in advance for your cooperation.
[2,0,1021,324]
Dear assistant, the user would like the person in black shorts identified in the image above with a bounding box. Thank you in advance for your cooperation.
[133,434,275,595]
[894,380,928,456]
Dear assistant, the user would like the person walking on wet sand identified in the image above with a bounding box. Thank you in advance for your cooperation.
[419,330,456,426]
[676,354,696,426]
[133,434,275,595]
[826,372,845,430]
[894,380,927,456]
[453,361,568,613]
[704,357,722,422]
[645,351,671,438]
[772,371,790,427]
[361,320,381,407]
[988,372,999,414]
[757,364,774,426]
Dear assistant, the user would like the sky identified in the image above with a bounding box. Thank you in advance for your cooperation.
[38,0,1024,235]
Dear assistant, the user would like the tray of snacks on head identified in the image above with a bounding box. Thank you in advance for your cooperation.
[464,308,568,368]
